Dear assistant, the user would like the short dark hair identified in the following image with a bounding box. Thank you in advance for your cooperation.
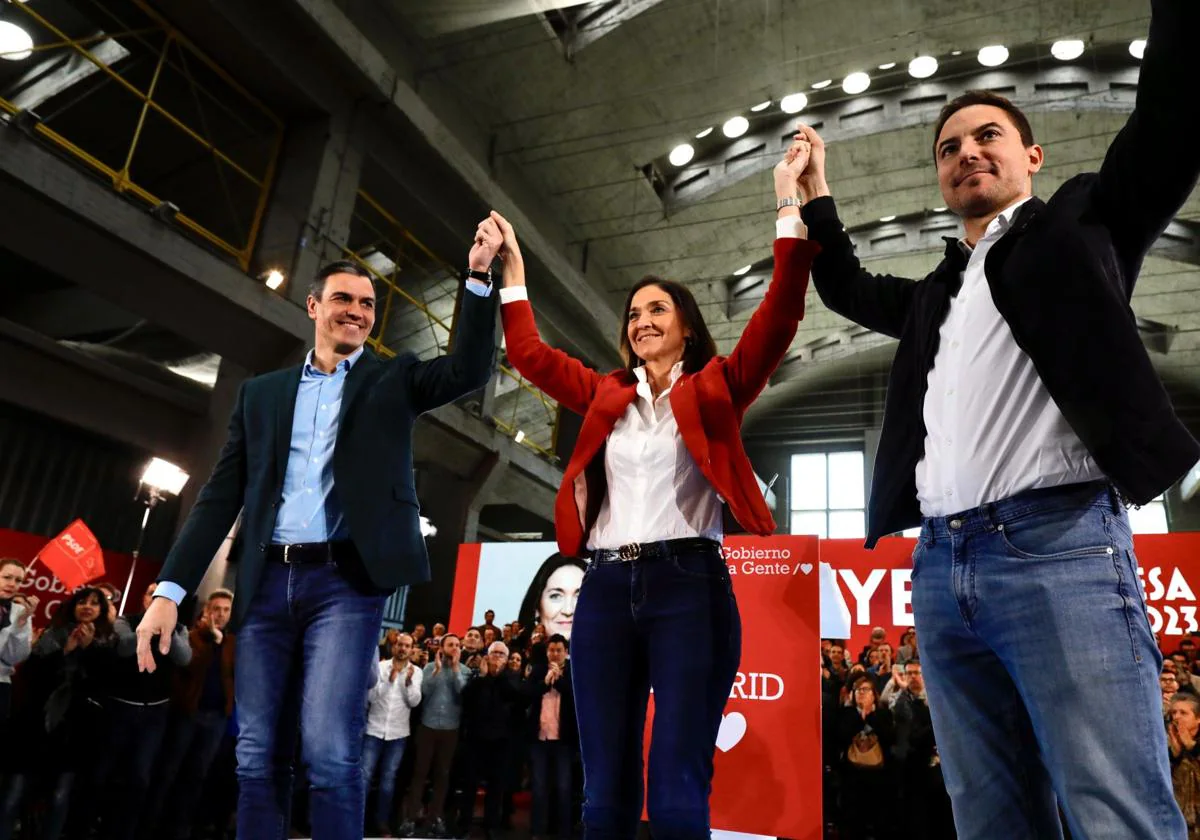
[619,277,718,375]
[206,589,234,604]
[309,260,372,301]
[546,633,569,650]
[933,90,1035,157]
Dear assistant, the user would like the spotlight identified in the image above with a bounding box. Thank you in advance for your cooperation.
[0,21,33,61]
[733,265,752,276]
[514,430,526,444]
[264,269,286,290]
[879,215,897,223]
[669,143,695,166]
[695,126,713,139]
[722,116,749,138]
[977,45,1009,67]
[1129,39,1146,60]
[878,62,897,70]
[780,92,808,114]
[141,458,190,497]
[933,206,947,212]
[811,79,832,90]
[842,72,870,95]
[908,55,938,79]
[750,100,771,112]
[1051,39,1085,61]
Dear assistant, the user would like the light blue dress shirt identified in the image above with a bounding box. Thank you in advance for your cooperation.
[157,280,493,606]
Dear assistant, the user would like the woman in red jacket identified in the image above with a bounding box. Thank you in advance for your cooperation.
[478,140,818,840]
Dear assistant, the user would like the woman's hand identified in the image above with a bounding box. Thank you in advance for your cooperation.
[489,211,526,288]
[469,217,504,272]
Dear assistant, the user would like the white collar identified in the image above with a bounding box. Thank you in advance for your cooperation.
[633,360,685,386]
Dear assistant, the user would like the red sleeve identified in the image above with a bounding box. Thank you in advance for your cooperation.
[501,299,604,417]
[723,237,821,408]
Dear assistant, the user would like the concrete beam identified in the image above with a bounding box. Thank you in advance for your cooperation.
[0,317,204,464]
[544,0,671,58]
[6,39,130,113]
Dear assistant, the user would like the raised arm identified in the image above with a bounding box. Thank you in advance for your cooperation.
[490,213,604,416]
[1094,0,1200,285]
[407,271,499,414]
[794,125,918,339]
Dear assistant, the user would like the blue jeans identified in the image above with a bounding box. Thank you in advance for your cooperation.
[151,709,230,840]
[234,558,386,840]
[361,735,407,830]
[570,546,741,840]
[530,739,574,839]
[913,482,1185,840]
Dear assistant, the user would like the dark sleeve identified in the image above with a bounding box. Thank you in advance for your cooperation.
[801,196,918,339]
[866,708,896,750]
[406,285,498,415]
[834,707,867,751]
[1093,0,1200,287]
[159,383,249,595]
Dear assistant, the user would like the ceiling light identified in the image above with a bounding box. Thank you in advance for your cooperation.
[977,45,1009,67]
[933,206,947,212]
[1129,39,1146,60]
[908,55,938,78]
[879,215,897,223]
[264,269,285,290]
[733,265,752,276]
[950,49,963,56]
[842,72,870,95]
[780,92,808,114]
[695,126,713,139]
[811,79,832,90]
[1051,39,1085,61]
[722,116,749,138]
[878,62,897,70]
[668,143,695,166]
[514,430,526,444]
[750,100,771,112]
[0,22,34,61]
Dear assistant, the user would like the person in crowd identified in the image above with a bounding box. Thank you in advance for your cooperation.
[424,622,448,655]
[462,627,486,672]
[517,555,585,645]
[793,0,1196,833]
[380,628,401,661]
[400,634,469,837]
[411,624,428,648]
[897,628,918,665]
[0,558,35,726]
[94,582,121,623]
[483,626,499,649]
[508,650,524,675]
[481,610,499,638]
[364,632,422,837]
[858,627,888,666]
[889,659,950,839]
[136,250,498,840]
[457,642,526,839]
[1167,667,1189,713]
[69,582,191,840]
[145,589,237,840]
[501,625,513,645]
[525,635,577,840]
[1169,692,1200,839]
[482,136,819,840]
[835,675,897,840]
[1,588,117,840]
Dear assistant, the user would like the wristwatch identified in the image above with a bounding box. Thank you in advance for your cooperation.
[463,267,492,284]
[776,197,803,211]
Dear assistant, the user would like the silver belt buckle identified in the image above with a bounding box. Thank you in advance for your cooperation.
[282,544,292,564]
[617,543,641,562]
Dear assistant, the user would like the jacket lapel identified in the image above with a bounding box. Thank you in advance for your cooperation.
[337,349,379,437]
[273,367,302,489]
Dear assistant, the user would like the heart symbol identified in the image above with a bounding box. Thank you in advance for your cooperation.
[800,563,813,575]
[716,712,747,752]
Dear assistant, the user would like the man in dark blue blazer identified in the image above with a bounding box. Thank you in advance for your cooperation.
[788,1,1198,837]
[135,218,507,840]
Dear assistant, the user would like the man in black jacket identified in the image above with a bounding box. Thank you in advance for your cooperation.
[785,2,1197,837]
[525,635,577,840]
[134,219,504,840]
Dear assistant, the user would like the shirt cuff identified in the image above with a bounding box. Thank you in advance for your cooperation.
[465,279,493,298]
[154,581,187,605]
[499,286,529,304]
[775,217,804,239]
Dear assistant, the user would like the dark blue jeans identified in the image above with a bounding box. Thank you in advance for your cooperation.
[914,483,1185,840]
[150,709,229,840]
[570,546,741,840]
[530,739,574,840]
[361,735,406,830]
[234,558,386,840]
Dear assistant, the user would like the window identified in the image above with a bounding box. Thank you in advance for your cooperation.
[789,451,865,539]
[1130,494,1169,534]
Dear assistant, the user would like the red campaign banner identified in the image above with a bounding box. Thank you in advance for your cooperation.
[450,536,822,840]
[0,527,162,627]
[823,532,1200,658]
[36,519,105,591]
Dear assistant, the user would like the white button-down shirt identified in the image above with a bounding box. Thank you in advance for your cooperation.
[366,658,423,741]
[915,197,1103,516]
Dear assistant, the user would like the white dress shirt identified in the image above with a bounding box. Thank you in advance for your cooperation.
[366,658,423,741]
[915,197,1103,516]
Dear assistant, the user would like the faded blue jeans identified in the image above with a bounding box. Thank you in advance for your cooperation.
[234,558,385,840]
[913,481,1185,840]
[361,734,407,831]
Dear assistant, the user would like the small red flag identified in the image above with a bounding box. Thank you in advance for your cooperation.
[36,519,105,591]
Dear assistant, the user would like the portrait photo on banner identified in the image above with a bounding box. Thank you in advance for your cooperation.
[457,541,583,638]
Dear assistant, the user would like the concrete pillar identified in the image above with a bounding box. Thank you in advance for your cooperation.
[252,104,372,304]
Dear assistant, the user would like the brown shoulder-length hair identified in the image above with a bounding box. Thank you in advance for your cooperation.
[619,276,718,374]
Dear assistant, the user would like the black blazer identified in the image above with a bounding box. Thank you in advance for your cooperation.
[524,660,577,747]
[805,0,1200,546]
[159,287,498,629]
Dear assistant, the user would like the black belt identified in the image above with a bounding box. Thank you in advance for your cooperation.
[590,537,721,565]
[265,541,357,566]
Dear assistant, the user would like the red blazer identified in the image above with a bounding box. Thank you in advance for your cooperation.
[502,237,821,557]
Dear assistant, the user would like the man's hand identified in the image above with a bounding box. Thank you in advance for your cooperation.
[792,123,830,203]
[489,212,523,267]
[469,217,504,272]
[12,595,37,627]
[449,647,462,672]
[405,663,415,686]
[136,597,179,673]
